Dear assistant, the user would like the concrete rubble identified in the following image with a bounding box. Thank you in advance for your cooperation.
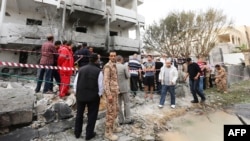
[2,80,248,141]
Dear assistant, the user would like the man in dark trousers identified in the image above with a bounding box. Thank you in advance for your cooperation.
[49,40,61,91]
[35,34,57,94]
[73,53,103,140]
[155,57,163,94]
[184,58,206,103]
[128,54,141,96]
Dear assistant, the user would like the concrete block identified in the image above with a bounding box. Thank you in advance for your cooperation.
[0,88,35,128]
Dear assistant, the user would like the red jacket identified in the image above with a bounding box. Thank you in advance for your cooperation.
[58,45,74,75]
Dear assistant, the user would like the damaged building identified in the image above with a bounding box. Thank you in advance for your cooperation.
[0,0,145,74]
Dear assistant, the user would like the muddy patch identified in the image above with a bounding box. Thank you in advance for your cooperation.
[160,111,250,141]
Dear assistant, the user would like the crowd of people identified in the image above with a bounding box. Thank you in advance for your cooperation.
[35,34,228,140]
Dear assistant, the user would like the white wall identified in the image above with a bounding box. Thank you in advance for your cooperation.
[0,51,19,62]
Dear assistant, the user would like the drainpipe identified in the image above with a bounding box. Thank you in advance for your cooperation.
[136,23,141,54]
[0,0,7,33]
[111,0,115,22]
[62,1,66,33]
[105,13,110,52]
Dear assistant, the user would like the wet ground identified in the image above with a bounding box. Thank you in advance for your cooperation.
[160,111,250,141]
[159,80,250,141]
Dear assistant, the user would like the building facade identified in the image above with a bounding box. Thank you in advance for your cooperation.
[0,0,145,73]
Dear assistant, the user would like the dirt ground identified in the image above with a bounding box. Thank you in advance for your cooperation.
[159,80,250,141]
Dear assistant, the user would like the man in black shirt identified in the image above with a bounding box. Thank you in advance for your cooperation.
[76,42,90,67]
[155,58,163,94]
[73,53,103,140]
[184,58,206,103]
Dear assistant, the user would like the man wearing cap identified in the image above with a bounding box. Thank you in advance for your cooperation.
[73,53,103,140]
[184,58,206,103]
[35,34,57,94]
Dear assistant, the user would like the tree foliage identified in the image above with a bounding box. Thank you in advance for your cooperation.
[143,8,232,58]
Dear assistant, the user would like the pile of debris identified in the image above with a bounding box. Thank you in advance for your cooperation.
[0,80,201,141]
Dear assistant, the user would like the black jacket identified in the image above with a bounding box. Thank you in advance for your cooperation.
[76,63,101,102]
[76,48,90,67]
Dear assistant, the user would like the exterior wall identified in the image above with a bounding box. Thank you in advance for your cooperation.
[217,27,249,49]
[235,26,250,48]
[0,0,145,66]
[225,65,250,86]
[0,51,19,62]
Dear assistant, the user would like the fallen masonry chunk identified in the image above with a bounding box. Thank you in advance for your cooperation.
[0,88,35,130]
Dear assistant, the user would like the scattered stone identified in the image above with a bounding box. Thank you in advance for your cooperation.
[9,82,23,89]
[44,118,75,134]
[36,99,49,115]
[53,103,73,120]
[65,93,76,107]
[143,134,155,141]
[119,135,134,141]
[43,109,56,123]
[0,83,8,88]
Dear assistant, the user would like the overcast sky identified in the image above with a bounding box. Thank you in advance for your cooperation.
[138,0,250,26]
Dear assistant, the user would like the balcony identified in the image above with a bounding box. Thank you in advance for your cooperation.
[115,0,144,7]
[71,31,106,48]
[0,23,57,45]
[110,36,140,52]
[64,0,106,15]
[34,0,60,8]
[115,6,137,23]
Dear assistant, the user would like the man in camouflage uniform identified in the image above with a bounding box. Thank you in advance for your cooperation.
[103,50,121,141]
[215,64,228,94]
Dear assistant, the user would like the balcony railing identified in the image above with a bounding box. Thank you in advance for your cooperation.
[72,31,106,48]
[0,23,57,45]
[110,36,140,51]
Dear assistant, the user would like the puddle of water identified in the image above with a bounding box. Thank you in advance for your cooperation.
[160,111,247,141]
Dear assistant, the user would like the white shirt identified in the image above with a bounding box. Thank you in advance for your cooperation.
[73,71,104,96]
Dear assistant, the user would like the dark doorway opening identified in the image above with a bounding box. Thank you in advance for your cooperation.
[19,51,28,64]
